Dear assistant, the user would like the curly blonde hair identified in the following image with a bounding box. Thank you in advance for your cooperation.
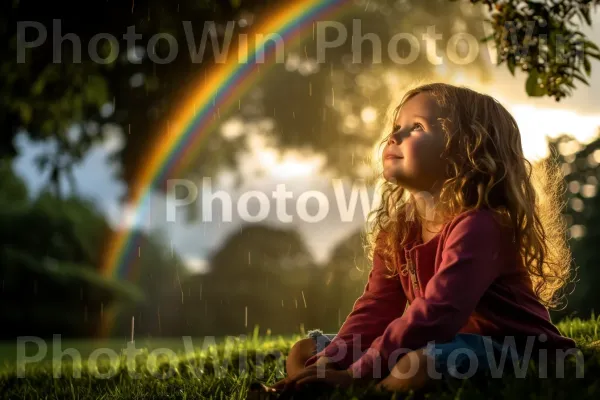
[365,82,574,310]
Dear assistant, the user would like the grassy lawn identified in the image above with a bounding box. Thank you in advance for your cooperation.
[0,319,598,399]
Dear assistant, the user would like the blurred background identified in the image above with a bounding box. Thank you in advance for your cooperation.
[1,0,600,355]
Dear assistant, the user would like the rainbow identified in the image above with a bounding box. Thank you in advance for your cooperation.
[99,0,350,335]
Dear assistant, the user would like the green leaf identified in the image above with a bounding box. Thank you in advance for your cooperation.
[585,40,600,52]
[508,57,516,76]
[525,70,545,97]
[573,70,590,85]
[83,75,109,106]
[478,33,495,43]
[584,57,592,76]
[588,52,600,61]
[580,6,592,25]
[17,101,32,124]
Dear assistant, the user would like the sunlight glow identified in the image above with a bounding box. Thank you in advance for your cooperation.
[510,105,600,160]
[220,117,245,140]
[117,201,152,231]
[122,203,138,229]
[184,257,210,274]
[361,106,378,124]
[257,148,325,179]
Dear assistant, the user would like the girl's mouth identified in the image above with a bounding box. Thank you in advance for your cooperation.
[384,154,403,160]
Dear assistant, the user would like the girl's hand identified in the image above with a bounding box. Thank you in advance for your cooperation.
[270,360,336,391]
[271,356,338,390]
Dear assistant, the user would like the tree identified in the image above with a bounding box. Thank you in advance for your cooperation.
[473,0,600,99]
[181,224,317,336]
[0,160,142,338]
[0,160,191,338]
[546,132,600,320]
[2,0,598,195]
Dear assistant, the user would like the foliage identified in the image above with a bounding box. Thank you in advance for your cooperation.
[179,225,317,336]
[473,0,600,99]
[0,161,185,338]
[547,133,600,320]
[2,0,597,193]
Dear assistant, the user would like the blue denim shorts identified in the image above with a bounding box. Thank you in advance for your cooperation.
[306,330,525,378]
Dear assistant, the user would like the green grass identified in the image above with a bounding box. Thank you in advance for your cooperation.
[0,319,599,399]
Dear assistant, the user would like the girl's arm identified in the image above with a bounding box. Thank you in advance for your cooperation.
[304,244,408,370]
[347,210,508,379]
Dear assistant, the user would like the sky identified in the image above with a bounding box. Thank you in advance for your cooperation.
[12,10,600,274]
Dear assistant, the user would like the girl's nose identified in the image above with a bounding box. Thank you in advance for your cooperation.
[387,132,400,145]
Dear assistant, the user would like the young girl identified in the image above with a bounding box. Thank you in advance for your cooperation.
[268,82,578,394]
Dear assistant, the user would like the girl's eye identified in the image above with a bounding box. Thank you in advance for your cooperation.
[391,123,423,134]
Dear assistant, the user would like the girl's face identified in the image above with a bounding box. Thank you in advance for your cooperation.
[382,92,448,195]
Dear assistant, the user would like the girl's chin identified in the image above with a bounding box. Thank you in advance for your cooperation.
[382,170,405,185]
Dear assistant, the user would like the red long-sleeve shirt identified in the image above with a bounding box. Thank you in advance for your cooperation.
[304,209,577,379]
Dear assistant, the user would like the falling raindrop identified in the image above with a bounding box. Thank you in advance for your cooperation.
[294,298,298,308]
[128,124,131,135]
[301,291,307,308]
[157,307,162,335]
[199,284,203,300]
[248,252,251,265]
[331,88,335,106]
[245,306,248,328]
[138,246,141,257]
[309,82,312,96]
[176,270,184,304]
